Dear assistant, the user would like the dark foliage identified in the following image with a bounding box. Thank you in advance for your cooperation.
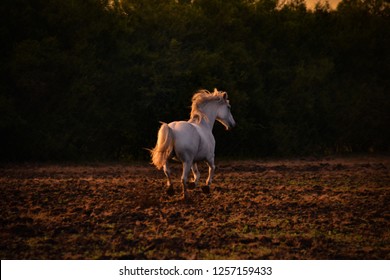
[1,0,389,161]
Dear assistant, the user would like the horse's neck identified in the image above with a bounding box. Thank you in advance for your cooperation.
[199,103,218,130]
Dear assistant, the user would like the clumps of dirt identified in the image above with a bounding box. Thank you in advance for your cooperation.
[0,156,389,259]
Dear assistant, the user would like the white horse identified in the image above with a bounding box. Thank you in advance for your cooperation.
[150,89,236,200]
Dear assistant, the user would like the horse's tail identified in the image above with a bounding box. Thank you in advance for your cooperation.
[150,122,173,170]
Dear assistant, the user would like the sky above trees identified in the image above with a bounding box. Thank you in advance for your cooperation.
[305,0,340,9]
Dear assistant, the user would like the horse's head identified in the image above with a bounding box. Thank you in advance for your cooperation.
[215,90,236,130]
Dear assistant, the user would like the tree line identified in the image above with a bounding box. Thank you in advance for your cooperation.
[1,0,389,161]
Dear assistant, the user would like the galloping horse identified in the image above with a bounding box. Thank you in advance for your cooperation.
[150,89,236,200]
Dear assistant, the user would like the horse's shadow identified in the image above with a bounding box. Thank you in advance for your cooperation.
[163,183,212,204]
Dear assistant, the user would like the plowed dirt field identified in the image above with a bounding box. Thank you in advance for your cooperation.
[1,156,389,259]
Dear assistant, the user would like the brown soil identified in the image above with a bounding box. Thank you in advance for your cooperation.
[1,156,389,259]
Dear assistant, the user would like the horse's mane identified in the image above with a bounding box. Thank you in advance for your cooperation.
[190,88,228,123]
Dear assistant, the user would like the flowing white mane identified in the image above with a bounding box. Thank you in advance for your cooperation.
[190,88,229,123]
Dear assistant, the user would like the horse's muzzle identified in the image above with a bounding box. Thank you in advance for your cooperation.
[227,121,236,130]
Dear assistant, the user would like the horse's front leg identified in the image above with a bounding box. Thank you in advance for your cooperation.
[163,163,174,196]
[188,163,200,189]
[181,161,192,200]
[203,158,215,194]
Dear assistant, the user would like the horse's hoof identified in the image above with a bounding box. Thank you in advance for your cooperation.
[166,187,175,196]
[201,185,210,194]
[187,182,196,189]
[182,192,189,200]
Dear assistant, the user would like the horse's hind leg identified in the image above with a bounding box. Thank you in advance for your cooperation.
[163,163,174,196]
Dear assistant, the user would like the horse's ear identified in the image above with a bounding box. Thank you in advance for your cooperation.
[222,92,228,100]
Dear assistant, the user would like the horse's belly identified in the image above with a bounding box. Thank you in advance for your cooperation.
[193,151,210,162]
